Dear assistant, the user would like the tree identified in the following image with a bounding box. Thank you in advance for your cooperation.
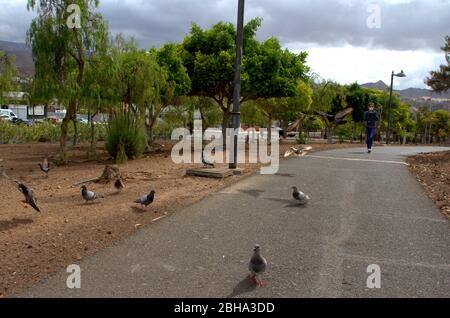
[80,38,116,158]
[181,19,309,142]
[27,0,109,160]
[426,36,450,93]
[150,43,191,145]
[312,81,349,143]
[112,36,165,147]
[433,110,450,142]
[0,51,18,105]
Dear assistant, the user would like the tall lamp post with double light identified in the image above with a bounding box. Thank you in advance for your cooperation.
[386,70,406,144]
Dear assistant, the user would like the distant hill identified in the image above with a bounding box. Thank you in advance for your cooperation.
[361,80,450,99]
[0,40,34,77]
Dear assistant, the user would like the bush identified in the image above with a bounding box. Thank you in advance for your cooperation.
[105,113,147,161]
[0,120,108,144]
[296,131,308,144]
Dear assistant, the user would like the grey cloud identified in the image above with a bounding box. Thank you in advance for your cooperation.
[1,0,448,51]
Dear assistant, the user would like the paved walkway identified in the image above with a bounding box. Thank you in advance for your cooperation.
[21,146,450,298]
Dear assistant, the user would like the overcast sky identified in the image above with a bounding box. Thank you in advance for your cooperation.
[0,0,449,89]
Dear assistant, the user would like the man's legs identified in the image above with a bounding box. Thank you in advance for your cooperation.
[367,127,376,152]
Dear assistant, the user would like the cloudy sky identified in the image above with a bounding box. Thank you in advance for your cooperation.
[0,0,449,89]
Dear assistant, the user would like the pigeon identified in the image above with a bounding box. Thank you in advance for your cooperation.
[134,190,155,208]
[248,244,267,287]
[81,185,101,203]
[18,182,41,213]
[284,146,313,158]
[114,177,125,193]
[38,158,51,178]
[292,186,310,205]
[201,151,215,168]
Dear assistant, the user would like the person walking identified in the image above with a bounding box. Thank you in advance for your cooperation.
[364,102,380,153]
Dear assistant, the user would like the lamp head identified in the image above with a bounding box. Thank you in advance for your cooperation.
[394,70,406,78]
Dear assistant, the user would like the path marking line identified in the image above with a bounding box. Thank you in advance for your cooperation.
[305,155,409,166]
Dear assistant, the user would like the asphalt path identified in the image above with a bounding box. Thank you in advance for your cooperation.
[21,146,450,298]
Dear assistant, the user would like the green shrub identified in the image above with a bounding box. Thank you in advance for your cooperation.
[105,113,147,160]
[0,120,107,144]
[296,131,308,144]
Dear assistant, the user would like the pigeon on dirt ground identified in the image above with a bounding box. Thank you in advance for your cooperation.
[81,185,102,203]
[114,177,125,193]
[202,151,215,168]
[249,244,267,287]
[38,158,51,178]
[292,186,310,205]
[18,182,41,213]
[134,190,155,208]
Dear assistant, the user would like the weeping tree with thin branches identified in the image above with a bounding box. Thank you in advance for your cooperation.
[26,0,109,161]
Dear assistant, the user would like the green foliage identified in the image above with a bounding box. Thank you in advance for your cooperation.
[0,51,18,105]
[0,121,107,144]
[105,113,147,160]
[296,132,308,144]
[426,36,450,93]
[181,19,310,132]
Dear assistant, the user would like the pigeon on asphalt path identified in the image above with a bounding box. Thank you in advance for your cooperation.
[134,190,155,208]
[249,244,267,287]
[292,186,310,205]
[18,182,41,213]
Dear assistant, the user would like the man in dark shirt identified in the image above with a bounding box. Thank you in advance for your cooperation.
[363,103,380,154]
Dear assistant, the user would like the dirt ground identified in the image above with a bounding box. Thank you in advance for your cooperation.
[0,140,362,297]
[407,151,450,219]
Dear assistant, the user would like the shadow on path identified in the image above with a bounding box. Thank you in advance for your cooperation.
[226,276,257,298]
[238,189,265,198]
[0,218,34,232]
[265,197,307,209]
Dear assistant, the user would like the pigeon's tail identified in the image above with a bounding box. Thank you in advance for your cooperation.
[30,201,41,213]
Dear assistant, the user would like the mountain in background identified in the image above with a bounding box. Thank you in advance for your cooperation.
[361,80,450,99]
[361,80,450,111]
[0,40,34,77]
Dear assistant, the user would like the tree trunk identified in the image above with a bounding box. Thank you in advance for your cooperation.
[146,121,154,146]
[222,110,231,147]
[327,126,334,144]
[88,108,98,159]
[60,100,77,161]
[72,118,78,147]
[267,115,272,146]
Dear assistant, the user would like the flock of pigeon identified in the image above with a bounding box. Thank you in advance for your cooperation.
[14,157,156,214]
[12,151,311,288]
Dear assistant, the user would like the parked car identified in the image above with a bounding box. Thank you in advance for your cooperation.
[0,114,11,122]
[0,109,18,121]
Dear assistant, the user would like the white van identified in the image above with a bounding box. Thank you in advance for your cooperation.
[0,109,18,121]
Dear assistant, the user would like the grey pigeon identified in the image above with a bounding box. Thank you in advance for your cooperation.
[201,151,214,168]
[248,244,267,287]
[114,177,125,193]
[81,185,100,203]
[18,182,41,213]
[38,158,51,178]
[292,186,310,205]
[134,190,155,208]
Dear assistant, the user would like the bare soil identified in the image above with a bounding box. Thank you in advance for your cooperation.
[0,140,362,297]
[407,151,450,219]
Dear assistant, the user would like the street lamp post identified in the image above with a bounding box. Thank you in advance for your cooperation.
[386,70,406,144]
[229,0,245,169]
